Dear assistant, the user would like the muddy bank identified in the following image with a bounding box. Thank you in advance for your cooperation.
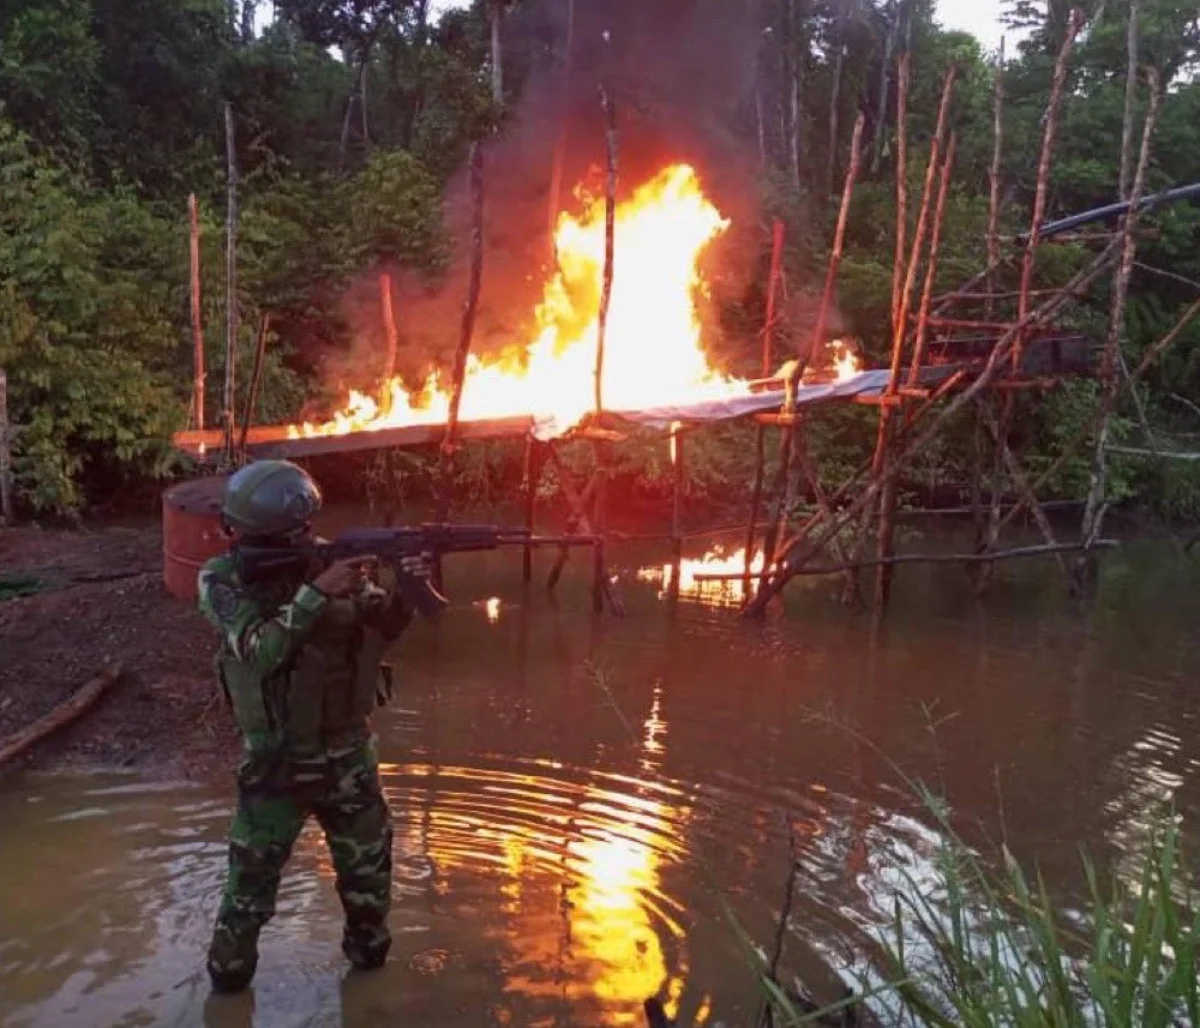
[0,526,239,780]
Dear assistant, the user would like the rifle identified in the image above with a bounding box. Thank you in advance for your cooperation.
[233,524,596,619]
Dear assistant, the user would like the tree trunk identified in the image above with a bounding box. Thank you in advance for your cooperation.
[240,0,255,40]
[491,1,504,105]
[223,103,238,463]
[339,44,373,171]
[870,0,899,175]
[826,0,851,201]
[1118,0,1140,197]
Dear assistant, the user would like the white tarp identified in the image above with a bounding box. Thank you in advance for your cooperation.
[530,369,903,439]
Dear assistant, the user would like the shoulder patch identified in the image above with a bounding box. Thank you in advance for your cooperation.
[207,581,241,622]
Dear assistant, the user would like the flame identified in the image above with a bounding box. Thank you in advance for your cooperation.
[285,164,866,441]
[829,339,861,383]
[637,545,765,607]
[485,596,501,623]
[289,165,744,439]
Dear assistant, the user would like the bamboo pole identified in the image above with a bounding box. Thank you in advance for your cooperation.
[592,442,608,615]
[1078,66,1162,590]
[223,103,239,465]
[980,11,1080,582]
[792,111,865,388]
[189,194,205,433]
[238,313,271,462]
[871,65,956,609]
[743,220,785,593]
[0,368,12,525]
[380,270,399,383]
[595,87,618,416]
[906,132,957,384]
[742,234,1125,617]
[0,667,121,769]
[891,51,910,332]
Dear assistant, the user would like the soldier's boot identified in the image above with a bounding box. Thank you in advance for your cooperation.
[207,919,261,993]
[342,919,391,971]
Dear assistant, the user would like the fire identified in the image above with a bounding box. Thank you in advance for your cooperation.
[828,339,860,383]
[289,164,744,439]
[637,545,766,607]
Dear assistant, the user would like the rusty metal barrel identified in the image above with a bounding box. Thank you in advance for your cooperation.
[162,474,230,601]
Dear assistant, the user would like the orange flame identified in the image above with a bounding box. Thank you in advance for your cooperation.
[637,545,766,607]
[288,164,862,440]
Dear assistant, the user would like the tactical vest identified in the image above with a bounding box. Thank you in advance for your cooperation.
[217,574,390,756]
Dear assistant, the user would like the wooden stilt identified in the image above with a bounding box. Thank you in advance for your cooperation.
[591,440,608,615]
[522,436,542,584]
[189,194,205,433]
[222,103,239,465]
[1078,63,1161,593]
[669,426,685,603]
[0,368,12,526]
[238,313,271,464]
[743,221,785,594]
[981,10,1081,584]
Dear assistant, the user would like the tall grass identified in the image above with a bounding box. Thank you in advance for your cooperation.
[728,795,1199,1028]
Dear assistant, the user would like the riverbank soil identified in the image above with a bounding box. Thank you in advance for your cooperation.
[0,525,239,779]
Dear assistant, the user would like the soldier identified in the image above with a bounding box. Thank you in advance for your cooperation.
[197,459,427,994]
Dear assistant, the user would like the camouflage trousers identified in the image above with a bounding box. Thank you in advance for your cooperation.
[207,741,394,991]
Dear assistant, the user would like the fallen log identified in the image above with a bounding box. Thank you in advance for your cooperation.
[0,665,122,769]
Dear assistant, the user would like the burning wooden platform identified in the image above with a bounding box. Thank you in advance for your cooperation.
[180,19,1199,620]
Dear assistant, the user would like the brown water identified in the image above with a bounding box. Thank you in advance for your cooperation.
[1,531,1198,1028]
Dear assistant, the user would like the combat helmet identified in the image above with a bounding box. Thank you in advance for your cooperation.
[220,460,322,539]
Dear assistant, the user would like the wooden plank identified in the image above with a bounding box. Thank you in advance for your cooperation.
[174,415,537,460]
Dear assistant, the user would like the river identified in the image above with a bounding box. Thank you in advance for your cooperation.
[1,528,1197,1027]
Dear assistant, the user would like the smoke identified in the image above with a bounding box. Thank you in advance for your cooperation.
[336,0,771,396]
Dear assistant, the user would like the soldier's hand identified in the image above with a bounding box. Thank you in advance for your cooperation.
[313,556,377,597]
[399,551,433,580]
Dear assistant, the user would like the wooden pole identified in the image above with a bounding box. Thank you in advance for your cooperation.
[744,220,785,593]
[742,235,1124,617]
[592,441,608,615]
[238,312,271,463]
[981,11,1080,582]
[547,0,575,258]
[595,86,618,416]
[442,142,484,454]
[977,36,1004,564]
[0,368,12,526]
[1118,0,1141,199]
[189,194,205,433]
[522,437,542,584]
[670,426,685,602]
[223,103,239,465]
[790,111,864,389]
[0,667,121,770]
[871,65,956,609]
[380,270,399,384]
[891,51,910,331]
[1078,66,1161,590]
[906,132,957,384]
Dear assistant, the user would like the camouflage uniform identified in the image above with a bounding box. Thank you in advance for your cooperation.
[198,549,411,993]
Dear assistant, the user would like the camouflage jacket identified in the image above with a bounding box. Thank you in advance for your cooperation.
[197,550,412,756]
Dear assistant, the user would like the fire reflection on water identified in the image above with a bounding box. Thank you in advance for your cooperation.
[294,687,691,1023]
